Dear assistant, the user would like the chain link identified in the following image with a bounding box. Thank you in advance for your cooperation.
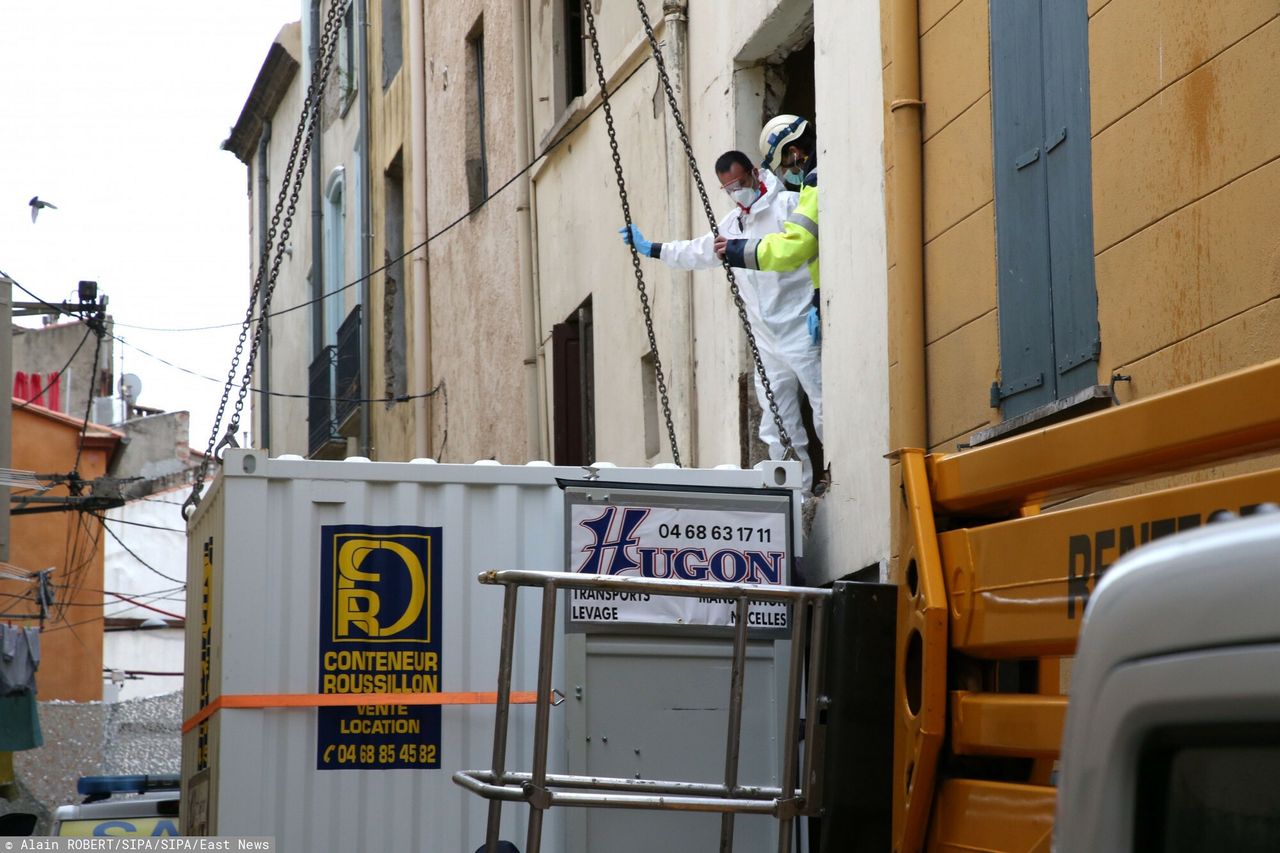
[183,0,350,520]
[632,1,796,459]
[581,0,683,468]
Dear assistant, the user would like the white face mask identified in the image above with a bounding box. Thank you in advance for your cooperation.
[731,185,760,208]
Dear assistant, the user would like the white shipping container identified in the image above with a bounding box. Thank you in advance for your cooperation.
[182,450,802,852]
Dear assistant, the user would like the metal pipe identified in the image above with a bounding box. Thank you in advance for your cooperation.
[802,599,828,805]
[525,579,559,853]
[485,584,520,852]
[511,0,543,461]
[528,173,550,455]
[662,0,697,466]
[0,276,11,561]
[479,569,830,605]
[891,0,927,449]
[310,0,324,358]
[454,773,531,802]
[546,789,778,815]
[256,121,273,452]
[777,599,809,852]
[355,0,372,457]
[719,597,751,852]
[454,772,782,814]
[408,0,431,458]
[467,769,784,799]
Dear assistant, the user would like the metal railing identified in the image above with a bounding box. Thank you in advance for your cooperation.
[453,570,831,853]
[307,345,336,455]
[334,304,361,427]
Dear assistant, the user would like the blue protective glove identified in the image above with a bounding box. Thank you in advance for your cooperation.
[619,224,654,258]
[807,304,821,345]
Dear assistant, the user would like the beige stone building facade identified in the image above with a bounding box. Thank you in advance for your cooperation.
[229,1,1280,585]
[230,0,531,466]
[225,15,365,461]
[228,0,894,585]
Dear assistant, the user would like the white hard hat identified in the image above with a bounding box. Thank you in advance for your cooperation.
[758,115,809,171]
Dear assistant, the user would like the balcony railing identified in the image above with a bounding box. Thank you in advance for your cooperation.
[308,345,337,456]
[335,304,362,427]
[308,305,363,458]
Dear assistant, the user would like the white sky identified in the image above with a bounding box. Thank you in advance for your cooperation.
[1,1,303,450]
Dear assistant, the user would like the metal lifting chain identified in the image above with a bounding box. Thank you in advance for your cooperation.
[582,0,683,468]
[632,1,797,460]
[183,0,350,520]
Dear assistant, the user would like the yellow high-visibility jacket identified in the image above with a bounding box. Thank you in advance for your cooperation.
[724,169,819,289]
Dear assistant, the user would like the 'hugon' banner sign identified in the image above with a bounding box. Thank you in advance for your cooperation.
[563,483,794,631]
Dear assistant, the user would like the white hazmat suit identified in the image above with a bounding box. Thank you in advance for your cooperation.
[649,170,823,490]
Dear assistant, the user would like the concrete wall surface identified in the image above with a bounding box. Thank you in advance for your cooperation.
[12,319,112,421]
[103,488,188,702]
[421,0,528,464]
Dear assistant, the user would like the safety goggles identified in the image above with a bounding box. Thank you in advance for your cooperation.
[720,173,758,194]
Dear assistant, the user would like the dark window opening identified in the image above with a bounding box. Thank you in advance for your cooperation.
[384,153,407,402]
[751,39,824,484]
[562,0,586,106]
[552,298,594,466]
[339,4,356,106]
[309,265,323,358]
[381,0,403,88]
[775,41,815,126]
[466,18,489,210]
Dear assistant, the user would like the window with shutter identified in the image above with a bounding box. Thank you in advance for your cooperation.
[990,0,1100,419]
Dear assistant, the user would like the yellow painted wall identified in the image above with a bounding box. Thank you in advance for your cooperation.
[917,0,998,452]
[886,0,1280,452]
[1091,2,1280,398]
[368,0,416,461]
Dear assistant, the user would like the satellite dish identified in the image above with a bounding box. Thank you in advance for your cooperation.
[120,373,142,403]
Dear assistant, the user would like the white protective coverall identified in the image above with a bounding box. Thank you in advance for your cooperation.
[648,169,823,490]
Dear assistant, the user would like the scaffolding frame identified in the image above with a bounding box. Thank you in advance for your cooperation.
[453,569,832,853]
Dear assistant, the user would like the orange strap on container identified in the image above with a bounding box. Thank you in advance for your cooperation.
[181,691,539,734]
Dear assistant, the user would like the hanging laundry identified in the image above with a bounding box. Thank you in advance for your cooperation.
[0,694,42,751]
[0,625,39,696]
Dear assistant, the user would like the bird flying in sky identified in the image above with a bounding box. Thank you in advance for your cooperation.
[29,196,57,223]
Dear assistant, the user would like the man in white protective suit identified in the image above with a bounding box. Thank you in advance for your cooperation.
[619,149,824,492]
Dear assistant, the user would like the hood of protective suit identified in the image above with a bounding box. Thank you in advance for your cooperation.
[739,168,786,220]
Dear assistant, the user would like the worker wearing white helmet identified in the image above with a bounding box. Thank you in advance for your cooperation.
[716,115,820,338]
[620,147,824,492]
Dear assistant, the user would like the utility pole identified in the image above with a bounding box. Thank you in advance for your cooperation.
[0,275,11,562]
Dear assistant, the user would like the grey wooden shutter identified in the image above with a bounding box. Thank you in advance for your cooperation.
[991,0,1056,417]
[989,0,1099,419]
[1041,0,1100,399]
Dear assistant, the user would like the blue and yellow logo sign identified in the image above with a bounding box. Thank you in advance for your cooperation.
[318,525,443,770]
[331,532,433,643]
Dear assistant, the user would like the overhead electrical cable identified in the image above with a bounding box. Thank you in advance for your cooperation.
[111,332,444,404]
[96,520,185,585]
